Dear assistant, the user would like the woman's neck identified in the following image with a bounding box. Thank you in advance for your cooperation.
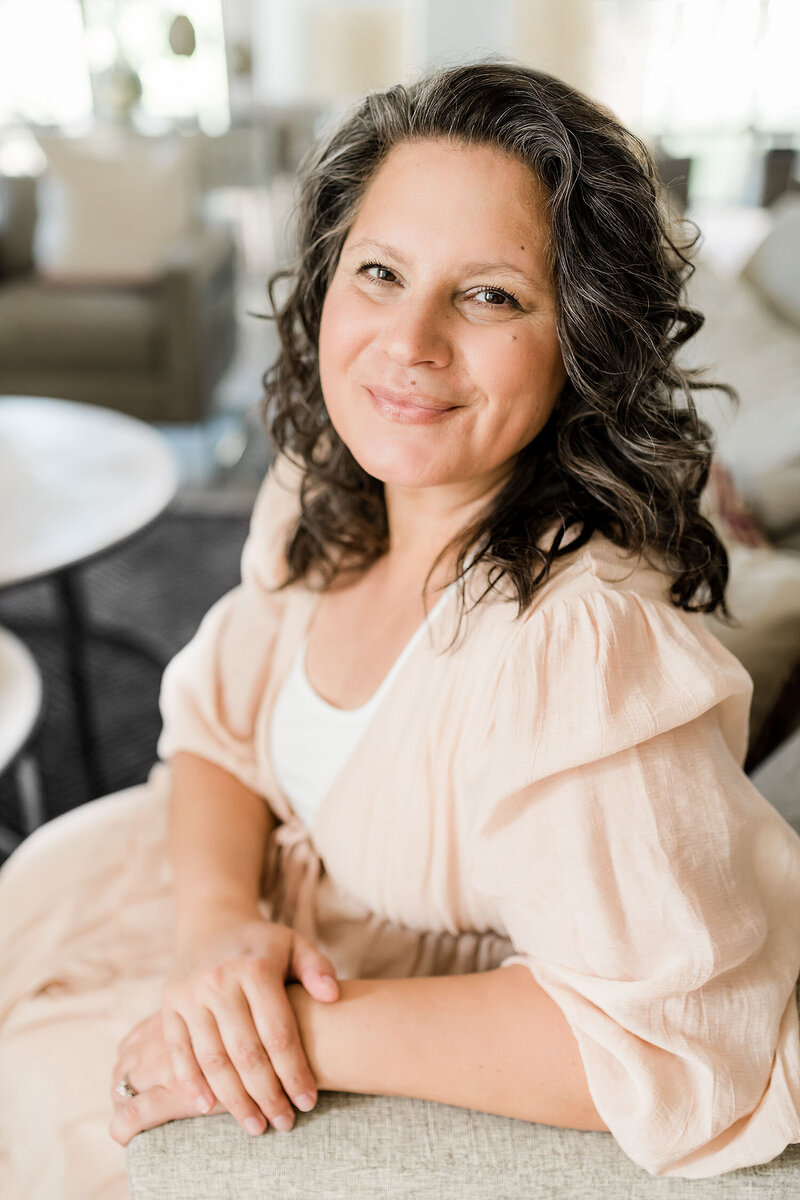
[382,467,510,576]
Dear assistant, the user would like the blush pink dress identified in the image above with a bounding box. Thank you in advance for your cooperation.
[1,453,799,1197]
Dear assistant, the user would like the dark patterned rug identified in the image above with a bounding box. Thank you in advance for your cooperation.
[0,509,250,857]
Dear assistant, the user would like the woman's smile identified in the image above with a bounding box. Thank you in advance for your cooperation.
[366,384,462,424]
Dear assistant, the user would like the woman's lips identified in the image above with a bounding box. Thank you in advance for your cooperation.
[366,387,459,425]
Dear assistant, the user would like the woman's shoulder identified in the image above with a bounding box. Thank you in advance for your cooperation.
[466,527,685,637]
[250,453,304,531]
[470,527,753,765]
[529,526,674,611]
[509,527,742,677]
[242,453,307,588]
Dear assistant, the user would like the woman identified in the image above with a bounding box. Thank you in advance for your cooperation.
[1,59,799,1196]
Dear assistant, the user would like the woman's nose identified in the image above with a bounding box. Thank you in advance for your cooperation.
[381,292,453,368]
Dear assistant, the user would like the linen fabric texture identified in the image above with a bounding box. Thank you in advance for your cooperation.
[156,454,800,1179]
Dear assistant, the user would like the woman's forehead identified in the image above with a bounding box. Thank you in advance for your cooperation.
[364,138,549,206]
[343,139,553,276]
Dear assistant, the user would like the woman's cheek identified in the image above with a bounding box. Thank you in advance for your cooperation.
[318,295,337,366]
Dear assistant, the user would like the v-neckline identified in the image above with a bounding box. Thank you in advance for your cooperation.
[264,577,459,842]
[260,548,490,842]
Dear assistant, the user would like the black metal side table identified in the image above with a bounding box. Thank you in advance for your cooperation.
[0,624,44,857]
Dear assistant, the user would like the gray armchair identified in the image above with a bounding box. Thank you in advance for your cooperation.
[0,174,238,423]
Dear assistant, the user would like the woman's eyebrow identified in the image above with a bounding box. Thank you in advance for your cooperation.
[345,238,548,293]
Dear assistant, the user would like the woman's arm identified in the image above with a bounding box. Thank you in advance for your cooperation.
[168,750,277,954]
[158,752,339,1134]
[109,966,605,1146]
[286,966,608,1131]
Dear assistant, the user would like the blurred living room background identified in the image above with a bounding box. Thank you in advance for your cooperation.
[1,0,799,851]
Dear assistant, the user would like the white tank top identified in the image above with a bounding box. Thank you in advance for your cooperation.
[269,577,461,830]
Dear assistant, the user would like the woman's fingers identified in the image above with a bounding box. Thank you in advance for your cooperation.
[239,967,319,1113]
[162,1007,217,1115]
[113,1016,179,1097]
[290,936,340,1003]
[173,997,295,1135]
[109,1083,224,1147]
[207,979,304,1132]
[110,1010,228,1147]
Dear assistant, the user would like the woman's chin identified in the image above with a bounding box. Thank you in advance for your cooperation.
[349,444,455,490]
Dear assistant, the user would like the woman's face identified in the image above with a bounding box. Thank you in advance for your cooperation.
[318,138,568,493]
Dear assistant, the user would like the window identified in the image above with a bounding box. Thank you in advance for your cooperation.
[0,0,92,127]
[0,0,229,133]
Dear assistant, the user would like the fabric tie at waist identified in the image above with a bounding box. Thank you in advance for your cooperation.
[262,817,322,939]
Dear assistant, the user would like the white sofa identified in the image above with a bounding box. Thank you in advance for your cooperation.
[685,196,800,769]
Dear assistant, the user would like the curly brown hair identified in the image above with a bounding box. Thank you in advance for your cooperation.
[257,57,736,626]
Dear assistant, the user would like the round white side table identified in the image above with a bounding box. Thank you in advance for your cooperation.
[0,396,179,588]
[0,395,179,800]
[0,625,44,857]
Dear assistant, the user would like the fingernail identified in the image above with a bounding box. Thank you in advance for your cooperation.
[272,1113,295,1132]
[294,1091,316,1112]
[196,1095,213,1114]
[244,1116,265,1136]
[318,973,338,992]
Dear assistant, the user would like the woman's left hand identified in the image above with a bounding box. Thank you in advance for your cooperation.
[109,1011,226,1147]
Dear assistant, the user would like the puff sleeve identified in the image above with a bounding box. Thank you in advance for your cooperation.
[468,587,800,1178]
[155,453,302,794]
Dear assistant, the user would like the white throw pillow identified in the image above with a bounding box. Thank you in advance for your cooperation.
[740,193,800,330]
[33,132,200,284]
[678,254,800,537]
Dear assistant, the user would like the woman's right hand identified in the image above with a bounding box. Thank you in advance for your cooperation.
[161,908,340,1136]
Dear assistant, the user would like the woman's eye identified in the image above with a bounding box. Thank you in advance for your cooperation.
[471,286,521,309]
[358,260,397,285]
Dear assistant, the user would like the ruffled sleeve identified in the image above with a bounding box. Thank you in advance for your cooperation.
[155,453,302,795]
[468,585,800,1178]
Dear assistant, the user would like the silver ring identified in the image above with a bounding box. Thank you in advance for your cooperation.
[116,1077,138,1099]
